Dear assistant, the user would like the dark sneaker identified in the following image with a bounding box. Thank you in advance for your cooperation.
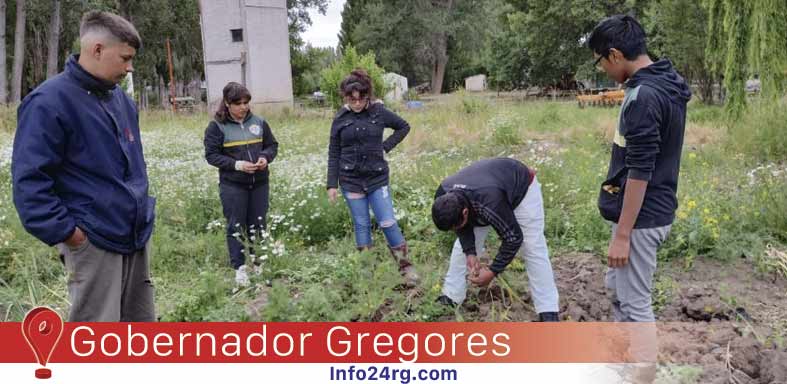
[537,312,560,322]
[436,295,458,307]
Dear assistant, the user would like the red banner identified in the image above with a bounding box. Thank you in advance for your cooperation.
[1,321,654,364]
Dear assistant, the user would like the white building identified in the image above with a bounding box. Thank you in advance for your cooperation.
[383,73,408,102]
[465,74,487,92]
[199,0,293,109]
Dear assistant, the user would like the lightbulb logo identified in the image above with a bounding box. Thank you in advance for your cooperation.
[22,307,64,379]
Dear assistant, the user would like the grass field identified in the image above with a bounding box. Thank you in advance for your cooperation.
[0,93,785,325]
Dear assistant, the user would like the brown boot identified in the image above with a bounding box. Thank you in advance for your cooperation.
[389,242,420,288]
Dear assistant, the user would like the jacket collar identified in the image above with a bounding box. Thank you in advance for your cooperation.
[65,55,117,97]
[335,99,383,119]
[227,111,255,124]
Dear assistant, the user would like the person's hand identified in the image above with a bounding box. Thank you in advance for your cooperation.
[469,266,495,287]
[236,161,257,174]
[466,254,480,276]
[65,227,87,248]
[255,157,268,171]
[327,188,338,204]
[608,233,631,268]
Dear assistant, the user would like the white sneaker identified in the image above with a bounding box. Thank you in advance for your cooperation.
[235,265,250,287]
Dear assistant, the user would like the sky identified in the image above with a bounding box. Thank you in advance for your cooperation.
[301,0,346,49]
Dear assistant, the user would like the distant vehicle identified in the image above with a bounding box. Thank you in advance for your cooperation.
[576,89,625,108]
[413,82,431,94]
[311,91,325,105]
[170,96,197,112]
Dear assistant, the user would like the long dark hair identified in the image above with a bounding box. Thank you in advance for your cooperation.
[214,82,251,122]
[339,68,374,101]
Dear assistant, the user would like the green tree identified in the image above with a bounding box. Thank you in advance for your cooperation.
[6,0,204,103]
[292,44,337,96]
[288,0,328,98]
[705,0,787,118]
[720,0,750,119]
[319,45,387,109]
[644,0,716,103]
[505,0,648,89]
[350,0,495,94]
[125,0,203,89]
[748,0,787,98]
[486,4,530,91]
[287,0,328,38]
[351,1,425,87]
[337,0,368,52]
[10,0,330,105]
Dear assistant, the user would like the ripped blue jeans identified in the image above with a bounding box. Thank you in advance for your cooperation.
[342,185,405,248]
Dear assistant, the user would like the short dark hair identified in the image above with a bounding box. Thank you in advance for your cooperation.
[587,14,647,60]
[80,11,142,50]
[214,82,252,122]
[340,68,374,99]
[432,192,468,231]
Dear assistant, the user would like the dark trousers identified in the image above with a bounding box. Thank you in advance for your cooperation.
[219,182,269,269]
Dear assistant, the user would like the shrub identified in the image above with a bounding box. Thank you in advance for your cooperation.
[319,46,388,110]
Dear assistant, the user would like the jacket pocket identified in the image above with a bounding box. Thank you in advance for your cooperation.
[367,119,385,140]
[598,178,626,222]
[71,201,98,236]
[339,160,356,173]
[364,150,388,174]
[223,169,253,185]
[339,150,357,174]
[67,234,92,254]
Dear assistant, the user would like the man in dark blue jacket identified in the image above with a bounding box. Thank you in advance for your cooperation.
[12,11,155,321]
[589,15,691,324]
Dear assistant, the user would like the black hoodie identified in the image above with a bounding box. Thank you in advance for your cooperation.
[434,158,535,274]
[598,59,692,228]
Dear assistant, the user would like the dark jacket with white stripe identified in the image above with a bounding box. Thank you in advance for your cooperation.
[598,59,691,228]
[434,158,535,274]
[326,102,410,193]
[204,112,278,186]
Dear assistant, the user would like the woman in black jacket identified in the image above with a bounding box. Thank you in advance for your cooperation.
[204,82,278,286]
[326,69,419,287]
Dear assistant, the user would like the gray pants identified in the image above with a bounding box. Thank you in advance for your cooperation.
[605,223,671,322]
[58,238,156,322]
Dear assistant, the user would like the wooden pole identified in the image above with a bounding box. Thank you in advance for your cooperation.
[166,37,177,113]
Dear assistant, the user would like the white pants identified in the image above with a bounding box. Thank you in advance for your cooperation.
[441,177,560,313]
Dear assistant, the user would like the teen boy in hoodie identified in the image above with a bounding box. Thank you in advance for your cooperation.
[588,15,691,323]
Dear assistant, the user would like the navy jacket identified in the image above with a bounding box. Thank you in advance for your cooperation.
[326,102,410,193]
[12,55,155,254]
[435,158,535,274]
[599,59,692,228]
[204,113,278,186]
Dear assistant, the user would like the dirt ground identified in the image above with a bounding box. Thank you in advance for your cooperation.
[247,246,787,382]
[458,253,787,383]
